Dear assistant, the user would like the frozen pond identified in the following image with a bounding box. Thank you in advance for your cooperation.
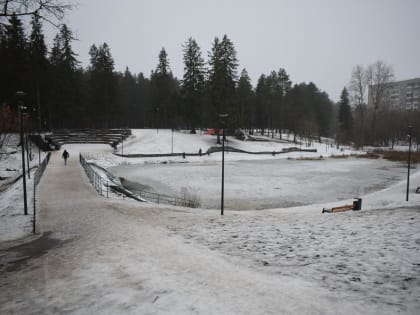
[108,158,408,210]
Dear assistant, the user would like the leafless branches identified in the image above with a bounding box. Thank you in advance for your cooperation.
[0,0,74,26]
[349,61,395,147]
[366,60,394,111]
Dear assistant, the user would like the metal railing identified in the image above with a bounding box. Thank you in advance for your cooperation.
[79,153,197,207]
[33,152,51,234]
[131,188,189,207]
[80,153,107,196]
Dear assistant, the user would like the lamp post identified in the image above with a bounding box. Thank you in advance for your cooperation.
[171,128,174,155]
[219,113,228,215]
[155,107,160,134]
[17,91,28,215]
[406,126,413,201]
[121,134,124,155]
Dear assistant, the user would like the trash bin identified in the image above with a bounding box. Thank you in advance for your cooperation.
[353,198,362,211]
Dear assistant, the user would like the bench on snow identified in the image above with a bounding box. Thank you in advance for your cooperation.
[322,198,362,214]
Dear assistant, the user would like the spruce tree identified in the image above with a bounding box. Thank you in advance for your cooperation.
[236,69,254,130]
[182,37,205,131]
[273,68,291,137]
[3,14,27,105]
[88,42,117,127]
[255,74,268,133]
[136,72,152,127]
[48,24,81,128]
[150,47,178,128]
[117,67,137,126]
[208,34,238,141]
[28,13,48,129]
[338,87,353,143]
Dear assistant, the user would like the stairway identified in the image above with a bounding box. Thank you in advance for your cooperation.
[44,129,131,150]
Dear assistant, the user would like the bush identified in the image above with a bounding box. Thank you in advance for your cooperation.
[373,150,420,163]
[180,187,201,208]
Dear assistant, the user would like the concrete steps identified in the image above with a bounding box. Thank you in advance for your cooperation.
[45,129,131,150]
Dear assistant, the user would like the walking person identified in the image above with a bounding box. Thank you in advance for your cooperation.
[62,149,69,165]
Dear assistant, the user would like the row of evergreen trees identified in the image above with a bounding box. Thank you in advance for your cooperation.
[1,15,335,139]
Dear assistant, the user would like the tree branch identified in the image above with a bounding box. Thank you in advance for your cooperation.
[0,0,75,27]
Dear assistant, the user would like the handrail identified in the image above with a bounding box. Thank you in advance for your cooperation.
[79,153,198,207]
[33,152,51,234]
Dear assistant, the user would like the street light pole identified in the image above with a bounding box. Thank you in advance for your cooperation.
[121,134,124,156]
[171,128,174,155]
[17,91,28,215]
[155,107,159,134]
[221,127,225,215]
[37,83,41,165]
[406,126,413,201]
[219,113,228,215]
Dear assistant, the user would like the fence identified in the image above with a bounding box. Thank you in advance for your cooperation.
[79,153,108,197]
[79,153,197,207]
[33,152,51,234]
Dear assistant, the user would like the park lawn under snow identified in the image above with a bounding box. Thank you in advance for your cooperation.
[0,129,418,242]
[1,130,420,313]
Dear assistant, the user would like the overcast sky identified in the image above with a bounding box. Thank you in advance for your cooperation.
[46,0,420,102]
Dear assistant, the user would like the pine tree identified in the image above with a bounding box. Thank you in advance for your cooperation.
[255,68,292,137]
[236,69,254,130]
[117,67,137,127]
[255,74,268,133]
[338,87,353,143]
[285,82,333,142]
[0,22,7,104]
[3,14,27,105]
[150,47,178,128]
[136,72,152,127]
[182,37,205,131]
[28,13,48,130]
[208,34,238,141]
[59,24,79,71]
[47,24,81,128]
[88,42,117,127]
[272,68,291,137]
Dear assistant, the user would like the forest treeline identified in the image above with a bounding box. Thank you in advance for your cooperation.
[0,15,418,147]
[0,16,333,135]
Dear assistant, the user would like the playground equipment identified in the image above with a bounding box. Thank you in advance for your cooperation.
[322,198,362,213]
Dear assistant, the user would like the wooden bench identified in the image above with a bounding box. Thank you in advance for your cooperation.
[322,204,353,213]
[322,198,362,213]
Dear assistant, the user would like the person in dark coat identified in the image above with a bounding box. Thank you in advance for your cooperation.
[62,149,69,165]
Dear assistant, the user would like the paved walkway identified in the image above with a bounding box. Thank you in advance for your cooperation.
[0,150,345,314]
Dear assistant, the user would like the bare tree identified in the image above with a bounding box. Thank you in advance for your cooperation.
[350,65,367,107]
[366,60,394,143]
[349,64,368,147]
[0,0,74,26]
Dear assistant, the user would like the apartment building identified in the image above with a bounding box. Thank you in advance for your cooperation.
[368,77,420,111]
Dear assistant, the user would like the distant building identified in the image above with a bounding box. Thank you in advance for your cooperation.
[368,77,420,111]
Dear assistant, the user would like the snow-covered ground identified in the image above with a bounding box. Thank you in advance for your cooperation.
[1,130,420,314]
[108,158,408,210]
[0,134,48,241]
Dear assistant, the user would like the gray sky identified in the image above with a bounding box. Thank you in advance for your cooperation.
[47,0,420,101]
